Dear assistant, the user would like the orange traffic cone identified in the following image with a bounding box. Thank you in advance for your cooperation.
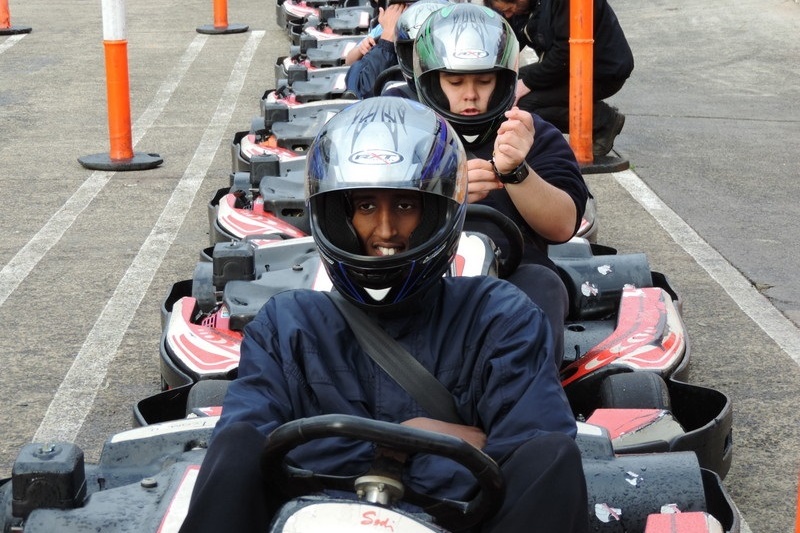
[0,0,32,35]
[197,0,248,35]
[78,0,162,171]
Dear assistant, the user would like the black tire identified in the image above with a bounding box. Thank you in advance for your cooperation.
[599,372,672,411]
[250,116,266,135]
[191,261,216,313]
[185,380,230,416]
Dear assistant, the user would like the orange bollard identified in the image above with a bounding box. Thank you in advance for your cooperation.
[568,0,593,166]
[78,0,162,171]
[197,0,248,34]
[0,0,32,35]
[103,40,134,161]
[796,470,800,533]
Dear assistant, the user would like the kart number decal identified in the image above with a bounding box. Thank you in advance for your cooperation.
[281,502,435,532]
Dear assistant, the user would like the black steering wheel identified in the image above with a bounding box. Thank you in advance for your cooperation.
[371,64,403,97]
[464,204,524,278]
[261,414,505,531]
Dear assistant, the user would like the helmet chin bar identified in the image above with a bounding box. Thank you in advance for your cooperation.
[365,287,392,301]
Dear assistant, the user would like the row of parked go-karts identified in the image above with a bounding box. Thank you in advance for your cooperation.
[0,2,741,531]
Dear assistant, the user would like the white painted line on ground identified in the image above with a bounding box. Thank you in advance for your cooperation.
[133,35,208,145]
[0,172,112,308]
[33,30,265,444]
[614,169,800,366]
[0,35,206,310]
[0,33,26,55]
[612,168,800,533]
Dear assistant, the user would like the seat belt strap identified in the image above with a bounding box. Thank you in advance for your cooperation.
[327,292,464,425]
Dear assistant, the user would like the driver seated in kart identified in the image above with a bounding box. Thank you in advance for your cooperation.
[410,3,591,366]
[179,97,589,533]
[344,0,450,99]
[343,1,408,99]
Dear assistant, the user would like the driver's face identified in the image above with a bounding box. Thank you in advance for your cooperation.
[439,72,497,116]
[350,189,423,257]
[491,0,530,18]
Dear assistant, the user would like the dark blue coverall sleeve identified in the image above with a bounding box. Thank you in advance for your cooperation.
[344,39,398,98]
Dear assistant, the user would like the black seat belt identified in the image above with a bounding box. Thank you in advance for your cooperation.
[327,292,464,425]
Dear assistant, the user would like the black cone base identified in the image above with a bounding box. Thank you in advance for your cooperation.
[78,152,163,172]
[196,23,248,35]
[0,25,32,35]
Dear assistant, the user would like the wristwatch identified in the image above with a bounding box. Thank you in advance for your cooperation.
[491,159,529,184]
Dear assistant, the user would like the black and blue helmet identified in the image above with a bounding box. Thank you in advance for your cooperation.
[306,97,468,310]
[395,0,451,85]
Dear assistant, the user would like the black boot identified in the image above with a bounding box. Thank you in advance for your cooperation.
[593,102,625,157]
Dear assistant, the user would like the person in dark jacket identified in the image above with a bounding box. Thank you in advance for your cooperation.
[413,3,590,365]
[381,0,450,98]
[178,97,589,533]
[486,0,633,157]
[343,2,407,98]
[343,0,450,99]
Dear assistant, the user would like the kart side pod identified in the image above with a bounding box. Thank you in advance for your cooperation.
[576,424,738,532]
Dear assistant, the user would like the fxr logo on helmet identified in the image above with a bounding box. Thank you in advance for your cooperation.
[453,49,489,59]
[348,150,404,165]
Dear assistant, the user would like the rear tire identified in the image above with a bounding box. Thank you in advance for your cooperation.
[191,261,216,313]
[599,372,672,411]
[186,380,230,416]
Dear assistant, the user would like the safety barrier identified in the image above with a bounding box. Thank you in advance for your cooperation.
[78,0,162,171]
[0,0,31,35]
[197,0,248,35]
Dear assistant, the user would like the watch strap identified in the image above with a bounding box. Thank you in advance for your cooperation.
[491,159,529,184]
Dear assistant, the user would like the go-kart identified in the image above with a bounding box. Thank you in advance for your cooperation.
[212,97,357,245]
[277,0,357,33]
[287,8,373,45]
[214,99,359,244]
[266,64,352,103]
[287,22,372,51]
[157,226,501,390]
[274,34,363,78]
[279,0,374,41]
[233,98,357,174]
[151,203,732,480]
[0,407,738,532]
[291,28,367,66]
